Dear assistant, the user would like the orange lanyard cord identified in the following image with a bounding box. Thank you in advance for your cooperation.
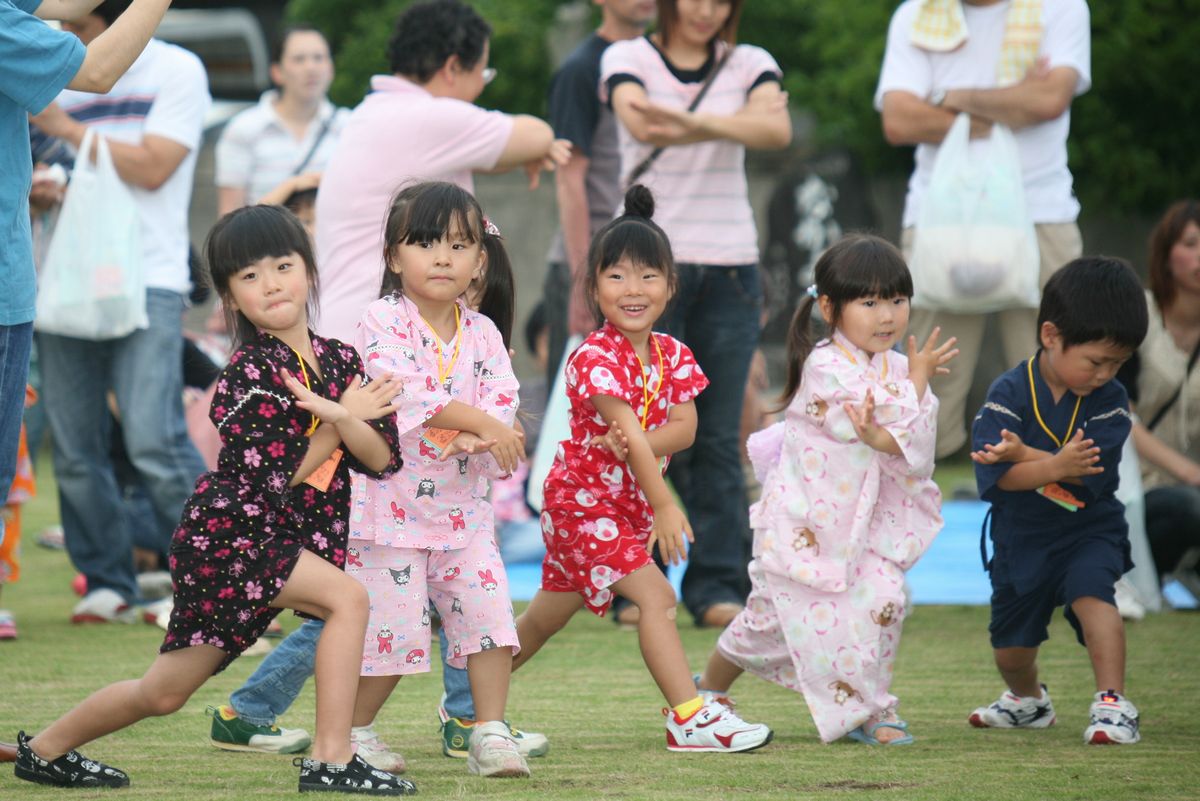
[633,335,665,430]
[290,346,320,436]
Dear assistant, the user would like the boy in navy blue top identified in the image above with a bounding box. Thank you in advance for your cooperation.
[968,257,1149,746]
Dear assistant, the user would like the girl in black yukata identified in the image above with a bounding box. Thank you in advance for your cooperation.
[14,206,416,796]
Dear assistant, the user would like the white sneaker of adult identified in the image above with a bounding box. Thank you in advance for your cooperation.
[71,589,137,624]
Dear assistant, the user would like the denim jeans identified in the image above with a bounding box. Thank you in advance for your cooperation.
[0,322,33,548]
[659,264,760,620]
[231,612,474,726]
[37,289,205,602]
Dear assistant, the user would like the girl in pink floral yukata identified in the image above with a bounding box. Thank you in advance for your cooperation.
[697,234,958,746]
[348,182,532,779]
[510,185,773,754]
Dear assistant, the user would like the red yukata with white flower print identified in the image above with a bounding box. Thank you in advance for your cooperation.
[541,322,708,615]
[161,331,401,673]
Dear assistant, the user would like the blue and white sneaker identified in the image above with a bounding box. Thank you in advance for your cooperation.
[1085,690,1140,745]
[969,684,1056,729]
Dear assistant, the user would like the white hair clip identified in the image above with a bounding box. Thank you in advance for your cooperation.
[483,216,501,237]
[806,284,819,299]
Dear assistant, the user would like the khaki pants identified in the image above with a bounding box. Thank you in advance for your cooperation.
[902,222,1083,458]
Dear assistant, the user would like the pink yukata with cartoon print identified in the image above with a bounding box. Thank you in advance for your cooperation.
[716,329,943,742]
[540,323,708,615]
[349,293,519,675]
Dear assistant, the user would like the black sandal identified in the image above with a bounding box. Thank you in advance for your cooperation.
[13,730,130,788]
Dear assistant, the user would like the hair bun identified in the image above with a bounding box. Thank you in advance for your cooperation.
[623,184,655,220]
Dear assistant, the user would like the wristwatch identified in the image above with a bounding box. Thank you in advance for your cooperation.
[929,88,947,107]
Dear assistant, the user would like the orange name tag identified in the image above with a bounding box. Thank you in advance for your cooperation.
[421,426,460,453]
[304,448,343,492]
[1037,481,1085,511]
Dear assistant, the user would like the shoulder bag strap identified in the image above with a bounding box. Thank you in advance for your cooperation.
[292,113,334,177]
[1146,337,1200,431]
[625,44,734,188]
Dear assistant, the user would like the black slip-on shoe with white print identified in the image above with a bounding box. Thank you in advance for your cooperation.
[13,730,130,788]
[296,753,417,795]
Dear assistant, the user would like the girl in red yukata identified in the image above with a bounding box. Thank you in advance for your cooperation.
[511,185,773,753]
[13,206,414,796]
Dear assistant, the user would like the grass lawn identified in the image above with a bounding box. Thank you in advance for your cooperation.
[1,458,1197,800]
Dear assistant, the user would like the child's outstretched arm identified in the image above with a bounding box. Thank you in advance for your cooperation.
[591,394,693,566]
[844,390,902,456]
[282,371,402,483]
[642,400,698,458]
[424,401,524,474]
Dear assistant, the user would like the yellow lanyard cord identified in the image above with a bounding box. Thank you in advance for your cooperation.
[633,335,665,430]
[420,304,463,387]
[1027,357,1080,448]
[290,346,320,436]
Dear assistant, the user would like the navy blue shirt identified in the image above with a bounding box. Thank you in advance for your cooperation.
[973,355,1132,588]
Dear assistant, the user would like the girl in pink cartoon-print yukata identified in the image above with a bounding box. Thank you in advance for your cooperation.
[13,207,415,795]
[348,182,531,778]
[696,234,958,746]
[509,185,773,755]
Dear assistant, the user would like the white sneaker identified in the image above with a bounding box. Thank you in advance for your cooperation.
[1085,690,1140,745]
[136,570,174,601]
[350,724,407,774]
[71,589,137,624]
[969,685,1056,729]
[139,597,173,629]
[664,700,773,753]
[467,721,530,778]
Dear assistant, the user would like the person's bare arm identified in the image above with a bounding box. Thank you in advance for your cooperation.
[880,90,992,145]
[612,81,791,150]
[943,64,1080,131]
[642,400,698,458]
[28,104,189,190]
[491,115,555,170]
[61,0,173,94]
[554,152,596,335]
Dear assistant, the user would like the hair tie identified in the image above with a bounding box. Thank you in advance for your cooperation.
[806,284,819,299]
[483,216,501,237]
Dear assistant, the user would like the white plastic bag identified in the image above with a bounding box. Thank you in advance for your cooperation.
[911,113,1040,313]
[36,128,146,340]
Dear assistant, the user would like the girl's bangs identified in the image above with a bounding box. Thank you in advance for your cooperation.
[399,191,481,245]
[835,250,913,301]
[208,207,309,286]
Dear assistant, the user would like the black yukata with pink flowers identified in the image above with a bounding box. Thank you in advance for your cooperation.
[161,331,402,672]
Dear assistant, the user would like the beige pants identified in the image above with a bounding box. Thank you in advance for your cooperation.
[902,222,1083,458]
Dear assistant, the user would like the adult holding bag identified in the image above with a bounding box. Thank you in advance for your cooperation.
[876,0,1092,459]
[601,0,791,628]
[28,0,210,624]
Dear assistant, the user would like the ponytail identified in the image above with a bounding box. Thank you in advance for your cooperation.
[778,295,818,409]
[476,230,515,350]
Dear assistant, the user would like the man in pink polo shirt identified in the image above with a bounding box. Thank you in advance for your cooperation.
[316,0,567,342]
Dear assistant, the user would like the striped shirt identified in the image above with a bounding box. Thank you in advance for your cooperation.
[601,36,781,266]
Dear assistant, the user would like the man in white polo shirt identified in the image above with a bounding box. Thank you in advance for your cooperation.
[29,0,210,623]
[876,0,1091,458]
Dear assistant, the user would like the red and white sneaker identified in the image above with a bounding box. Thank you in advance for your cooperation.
[664,700,773,753]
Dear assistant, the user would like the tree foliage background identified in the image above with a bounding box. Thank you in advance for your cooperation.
[288,0,1200,215]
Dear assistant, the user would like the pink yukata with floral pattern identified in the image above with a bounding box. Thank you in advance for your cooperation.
[717,330,943,742]
[349,293,520,674]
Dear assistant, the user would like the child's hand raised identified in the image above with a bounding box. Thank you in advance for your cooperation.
[843,391,901,455]
[1053,428,1103,478]
[648,502,693,567]
[281,369,348,425]
[339,374,404,421]
[590,420,629,461]
[907,326,958,397]
[970,429,1027,465]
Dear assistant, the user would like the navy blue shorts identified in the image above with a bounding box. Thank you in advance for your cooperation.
[988,529,1129,649]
